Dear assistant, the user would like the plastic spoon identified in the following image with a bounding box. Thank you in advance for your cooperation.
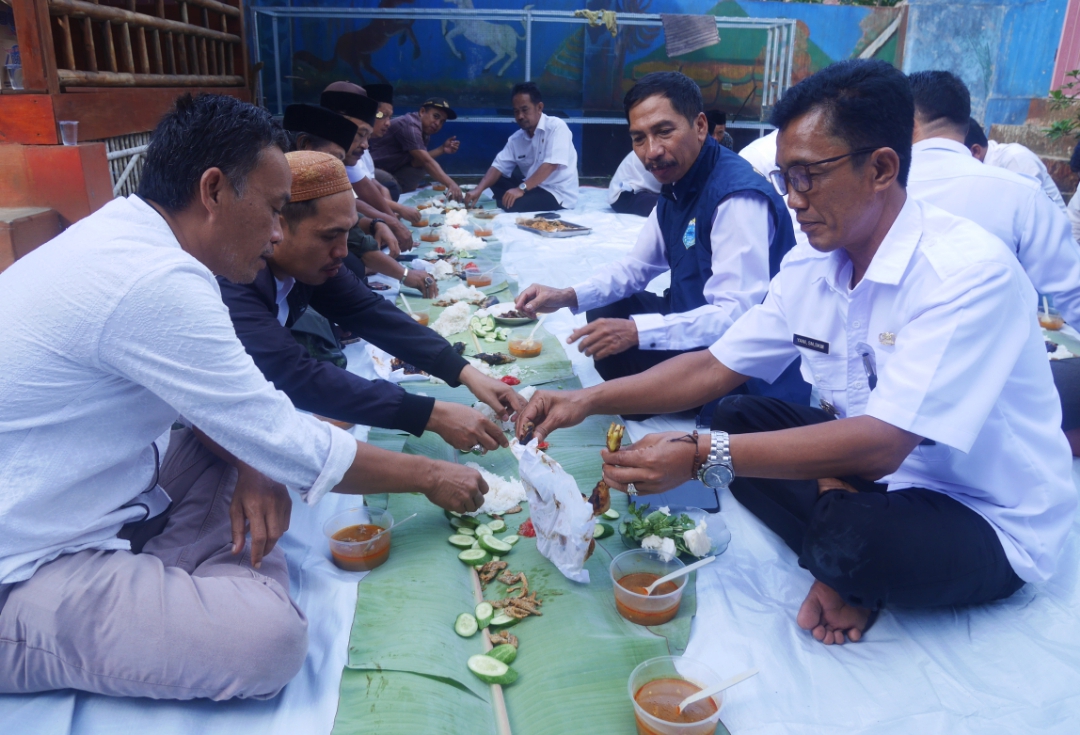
[526,313,548,342]
[385,512,418,533]
[1043,295,1051,318]
[677,668,759,714]
[400,293,414,315]
[644,554,716,595]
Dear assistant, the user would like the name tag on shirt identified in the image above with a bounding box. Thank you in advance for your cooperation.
[793,334,829,354]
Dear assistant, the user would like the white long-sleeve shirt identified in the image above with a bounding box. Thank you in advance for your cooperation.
[711,198,1075,583]
[0,195,358,585]
[491,113,579,208]
[907,137,1080,325]
[1068,189,1080,243]
[984,140,1067,212]
[607,151,661,205]
[572,192,773,350]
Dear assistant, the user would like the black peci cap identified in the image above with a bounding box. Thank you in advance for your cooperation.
[364,84,394,105]
[320,91,379,126]
[283,104,358,153]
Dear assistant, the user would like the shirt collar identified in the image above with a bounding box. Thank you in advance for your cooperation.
[822,195,922,291]
[274,275,295,306]
[661,138,716,203]
[912,137,970,157]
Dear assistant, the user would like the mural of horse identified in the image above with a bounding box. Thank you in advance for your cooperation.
[293,0,420,84]
[441,0,533,77]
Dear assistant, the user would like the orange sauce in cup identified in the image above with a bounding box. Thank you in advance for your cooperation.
[420,232,441,243]
[616,573,680,625]
[330,524,391,571]
[466,274,492,287]
[432,184,447,191]
[414,218,429,228]
[474,226,493,237]
[1039,312,1065,330]
[508,338,542,358]
[410,312,429,326]
[634,678,719,735]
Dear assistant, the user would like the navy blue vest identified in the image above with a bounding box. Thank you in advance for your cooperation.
[656,136,796,313]
[656,137,809,403]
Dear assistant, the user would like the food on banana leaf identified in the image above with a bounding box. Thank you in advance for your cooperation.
[587,422,623,516]
[473,351,516,365]
[487,643,518,663]
[467,654,518,685]
[488,630,518,648]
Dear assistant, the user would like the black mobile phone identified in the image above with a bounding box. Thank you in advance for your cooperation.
[632,480,721,514]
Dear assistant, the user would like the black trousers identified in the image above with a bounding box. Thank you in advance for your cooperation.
[585,291,695,383]
[712,395,1025,611]
[611,189,659,218]
[489,175,563,213]
[1050,358,1080,432]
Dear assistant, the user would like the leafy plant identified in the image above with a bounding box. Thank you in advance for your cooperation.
[1046,69,1080,141]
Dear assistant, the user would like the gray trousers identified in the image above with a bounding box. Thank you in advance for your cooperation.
[0,429,308,701]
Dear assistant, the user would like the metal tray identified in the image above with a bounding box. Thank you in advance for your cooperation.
[515,219,592,238]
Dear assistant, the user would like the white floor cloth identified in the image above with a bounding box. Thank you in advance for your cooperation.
[4,185,1080,733]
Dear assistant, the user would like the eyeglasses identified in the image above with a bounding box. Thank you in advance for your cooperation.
[769,147,879,195]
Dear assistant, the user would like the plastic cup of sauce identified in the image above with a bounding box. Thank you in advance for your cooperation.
[323,506,393,572]
[610,548,687,626]
[508,329,543,358]
[466,273,492,288]
[432,183,447,191]
[410,311,430,326]
[473,223,494,237]
[420,228,441,243]
[629,656,724,735]
[1039,306,1065,331]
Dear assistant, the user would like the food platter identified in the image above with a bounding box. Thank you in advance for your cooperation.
[515,217,591,238]
[486,302,536,326]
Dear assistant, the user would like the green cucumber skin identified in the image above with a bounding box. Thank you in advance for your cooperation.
[487,644,517,664]
[454,613,478,637]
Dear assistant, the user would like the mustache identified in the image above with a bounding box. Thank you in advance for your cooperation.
[645,159,677,172]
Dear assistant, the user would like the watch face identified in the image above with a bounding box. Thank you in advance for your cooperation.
[703,464,733,489]
[519,183,528,190]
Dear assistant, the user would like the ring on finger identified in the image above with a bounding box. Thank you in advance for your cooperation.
[470,444,483,453]
[627,482,638,496]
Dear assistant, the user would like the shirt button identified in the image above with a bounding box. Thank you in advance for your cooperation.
[650,342,656,348]
[852,321,861,328]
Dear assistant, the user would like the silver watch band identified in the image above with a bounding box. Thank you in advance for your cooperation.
[400,267,409,283]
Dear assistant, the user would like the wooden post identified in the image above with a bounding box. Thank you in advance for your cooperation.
[58,15,76,70]
[10,0,61,93]
[82,16,97,72]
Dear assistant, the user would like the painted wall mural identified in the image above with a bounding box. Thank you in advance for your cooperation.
[263,0,905,119]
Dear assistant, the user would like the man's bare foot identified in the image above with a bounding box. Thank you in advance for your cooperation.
[796,580,872,645]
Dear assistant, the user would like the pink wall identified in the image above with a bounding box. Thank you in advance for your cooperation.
[1053,0,1080,91]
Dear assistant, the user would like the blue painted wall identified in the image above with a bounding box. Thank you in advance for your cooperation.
[903,0,1068,126]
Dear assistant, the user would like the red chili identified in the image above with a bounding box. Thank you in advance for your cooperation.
[537,440,549,450]
[434,246,445,253]
[518,518,535,537]
[500,375,521,386]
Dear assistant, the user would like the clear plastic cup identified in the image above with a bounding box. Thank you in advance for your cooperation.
[1039,306,1065,331]
[610,548,687,626]
[323,506,393,572]
[59,120,78,146]
[508,329,543,358]
[629,656,724,735]
[409,310,429,326]
[5,63,23,90]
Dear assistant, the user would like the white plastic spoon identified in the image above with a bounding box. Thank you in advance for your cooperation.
[677,668,759,714]
[384,512,418,533]
[400,294,414,315]
[644,554,716,595]
[526,313,548,342]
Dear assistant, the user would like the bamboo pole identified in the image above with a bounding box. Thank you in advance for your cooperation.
[82,16,97,71]
[129,0,150,73]
[58,15,76,69]
[120,22,135,73]
[47,0,239,44]
[104,19,117,72]
[58,68,244,86]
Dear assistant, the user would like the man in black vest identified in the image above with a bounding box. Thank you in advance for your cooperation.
[516,72,806,404]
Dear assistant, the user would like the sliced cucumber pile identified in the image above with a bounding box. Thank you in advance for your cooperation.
[467,654,518,685]
[454,613,478,638]
[478,535,513,554]
[602,508,620,520]
[474,523,493,537]
[487,519,507,533]
[502,535,520,546]
[593,522,614,539]
[448,534,475,549]
[487,643,517,664]
[456,527,476,537]
[475,602,494,629]
[489,612,519,629]
[458,548,491,566]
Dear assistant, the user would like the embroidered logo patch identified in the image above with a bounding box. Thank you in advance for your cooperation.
[682,218,697,249]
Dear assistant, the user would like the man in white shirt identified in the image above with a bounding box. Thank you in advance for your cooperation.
[739,129,811,250]
[515,72,805,406]
[463,82,578,212]
[906,70,1080,455]
[0,94,490,700]
[1069,142,1080,243]
[965,117,1067,211]
[608,150,661,217]
[515,60,1076,645]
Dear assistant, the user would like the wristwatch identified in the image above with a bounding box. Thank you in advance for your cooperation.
[518,182,528,191]
[697,431,734,489]
[368,218,386,236]
[399,266,409,283]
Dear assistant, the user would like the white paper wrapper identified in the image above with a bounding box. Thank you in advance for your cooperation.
[511,439,595,583]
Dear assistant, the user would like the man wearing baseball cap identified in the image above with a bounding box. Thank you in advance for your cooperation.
[370,97,463,200]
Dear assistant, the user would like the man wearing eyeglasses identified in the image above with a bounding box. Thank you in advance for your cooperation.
[516,72,804,408]
[514,60,1075,645]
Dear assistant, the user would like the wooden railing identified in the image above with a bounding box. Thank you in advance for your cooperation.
[10,0,246,91]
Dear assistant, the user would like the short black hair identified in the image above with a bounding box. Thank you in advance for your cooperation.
[771,59,914,187]
[281,198,320,230]
[965,117,988,149]
[706,110,726,129]
[908,70,970,127]
[623,71,703,125]
[139,93,288,212]
[1071,141,1080,174]
[511,82,542,104]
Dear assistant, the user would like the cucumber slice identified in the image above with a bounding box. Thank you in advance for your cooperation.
[457,515,480,529]
[475,602,494,628]
[502,535,520,546]
[471,540,481,549]
[593,522,614,539]
[458,548,491,566]
[474,523,493,536]
[454,613,478,638]
[602,509,620,520]
[489,612,519,629]
[487,643,517,664]
[444,510,463,521]
[448,534,475,549]
[487,519,507,533]
[467,654,518,686]
[456,527,476,537]
[478,535,513,554]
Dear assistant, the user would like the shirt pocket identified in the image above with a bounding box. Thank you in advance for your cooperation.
[799,352,847,414]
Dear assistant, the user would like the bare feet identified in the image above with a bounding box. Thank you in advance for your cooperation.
[796,580,872,645]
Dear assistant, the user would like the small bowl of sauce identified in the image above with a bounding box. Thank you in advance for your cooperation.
[323,506,393,572]
[473,225,494,237]
[1039,307,1065,331]
[420,228,441,243]
[414,218,429,228]
[466,273,492,288]
[410,311,430,326]
[629,656,724,735]
[432,183,447,192]
[508,333,543,358]
[610,549,687,626]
